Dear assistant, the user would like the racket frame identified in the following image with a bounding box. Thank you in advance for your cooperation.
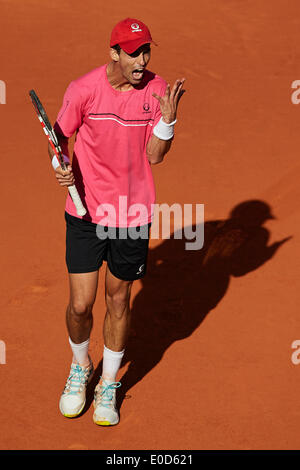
[29,89,86,216]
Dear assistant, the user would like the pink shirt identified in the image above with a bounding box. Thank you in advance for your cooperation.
[55,64,167,227]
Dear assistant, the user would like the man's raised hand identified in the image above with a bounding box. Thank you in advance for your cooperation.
[152,78,186,124]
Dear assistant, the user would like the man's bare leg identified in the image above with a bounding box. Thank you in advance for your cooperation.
[60,271,99,418]
[103,266,133,354]
[93,266,132,425]
[66,271,99,366]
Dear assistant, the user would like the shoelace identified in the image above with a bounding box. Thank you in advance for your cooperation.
[94,379,121,409]
[64,364,92,395]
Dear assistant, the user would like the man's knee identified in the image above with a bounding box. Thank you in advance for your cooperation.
[69,299,94,318]
[105,283,132,317]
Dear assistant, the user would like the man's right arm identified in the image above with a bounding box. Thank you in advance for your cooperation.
[50,79,86,187]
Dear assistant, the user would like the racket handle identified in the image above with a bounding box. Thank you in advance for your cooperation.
[68,185,87,216]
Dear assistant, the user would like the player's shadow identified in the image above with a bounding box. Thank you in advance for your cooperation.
[85,199,291,416]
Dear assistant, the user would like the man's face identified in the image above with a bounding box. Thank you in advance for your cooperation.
[113,43,151,85]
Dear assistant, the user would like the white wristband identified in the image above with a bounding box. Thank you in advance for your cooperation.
[153,117,177,141]
[52,154,70,170]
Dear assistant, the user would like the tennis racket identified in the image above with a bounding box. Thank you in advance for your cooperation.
[29,89,87,217]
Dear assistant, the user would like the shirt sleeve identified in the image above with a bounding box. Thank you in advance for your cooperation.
[54,81,85,138]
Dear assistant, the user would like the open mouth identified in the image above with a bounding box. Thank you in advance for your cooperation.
[132,68,144,80]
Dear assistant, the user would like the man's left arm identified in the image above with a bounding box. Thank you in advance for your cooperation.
[146,78,185,165]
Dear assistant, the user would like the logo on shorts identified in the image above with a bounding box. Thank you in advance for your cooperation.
[131,23,142,32]
[136,264,145,275]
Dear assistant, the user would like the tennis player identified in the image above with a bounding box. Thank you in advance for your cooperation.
[49,17,185,426]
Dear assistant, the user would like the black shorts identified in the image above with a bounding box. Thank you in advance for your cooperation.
[65,212,151,281]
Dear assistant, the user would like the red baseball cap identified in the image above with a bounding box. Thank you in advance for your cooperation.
[110,18,157,54]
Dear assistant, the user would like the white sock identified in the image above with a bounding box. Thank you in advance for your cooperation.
[102,345,125,383]
[69,337,90,366]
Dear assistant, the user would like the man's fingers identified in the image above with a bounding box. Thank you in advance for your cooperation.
[170,80,180,99]
[174,82,184,101]
[174,78,186,104]
[56,172,74,179]
[56,172,73,179]
[153,78,186,113]
[152,92,162,103]
[56,175,75,182]
[174,82,183,99]
[170,78,186,102]
[176,89,186,106]
[153,84,171,102]
[165,84,171,98]
[56,178,75,187]
[55,165,75,186]
[56,165,72,175]
[60,181,75,187]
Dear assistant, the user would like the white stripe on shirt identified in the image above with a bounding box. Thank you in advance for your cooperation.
[88,116,153,127]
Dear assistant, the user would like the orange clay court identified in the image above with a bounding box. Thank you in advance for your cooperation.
[0,0,300,451]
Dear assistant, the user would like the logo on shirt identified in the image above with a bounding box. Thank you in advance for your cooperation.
[143,103,151,113]
[131,23,142,32]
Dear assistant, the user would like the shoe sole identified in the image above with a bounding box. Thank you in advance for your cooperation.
[93,418,119,426]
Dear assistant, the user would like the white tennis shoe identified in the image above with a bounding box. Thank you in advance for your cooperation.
[59,360,94,418]
[93,377,122,426]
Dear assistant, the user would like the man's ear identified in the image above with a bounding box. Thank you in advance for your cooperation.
[110,48,120,62]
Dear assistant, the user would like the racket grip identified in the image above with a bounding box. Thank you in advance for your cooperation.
[68,185,87,216]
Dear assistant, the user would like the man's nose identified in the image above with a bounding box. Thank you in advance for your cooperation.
[138,52,146,66]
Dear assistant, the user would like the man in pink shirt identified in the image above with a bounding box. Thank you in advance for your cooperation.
[49,17,185,426]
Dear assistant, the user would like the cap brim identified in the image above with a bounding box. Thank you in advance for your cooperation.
[119,38,158,54]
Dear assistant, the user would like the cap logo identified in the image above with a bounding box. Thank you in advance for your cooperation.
[131,23,142,32]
